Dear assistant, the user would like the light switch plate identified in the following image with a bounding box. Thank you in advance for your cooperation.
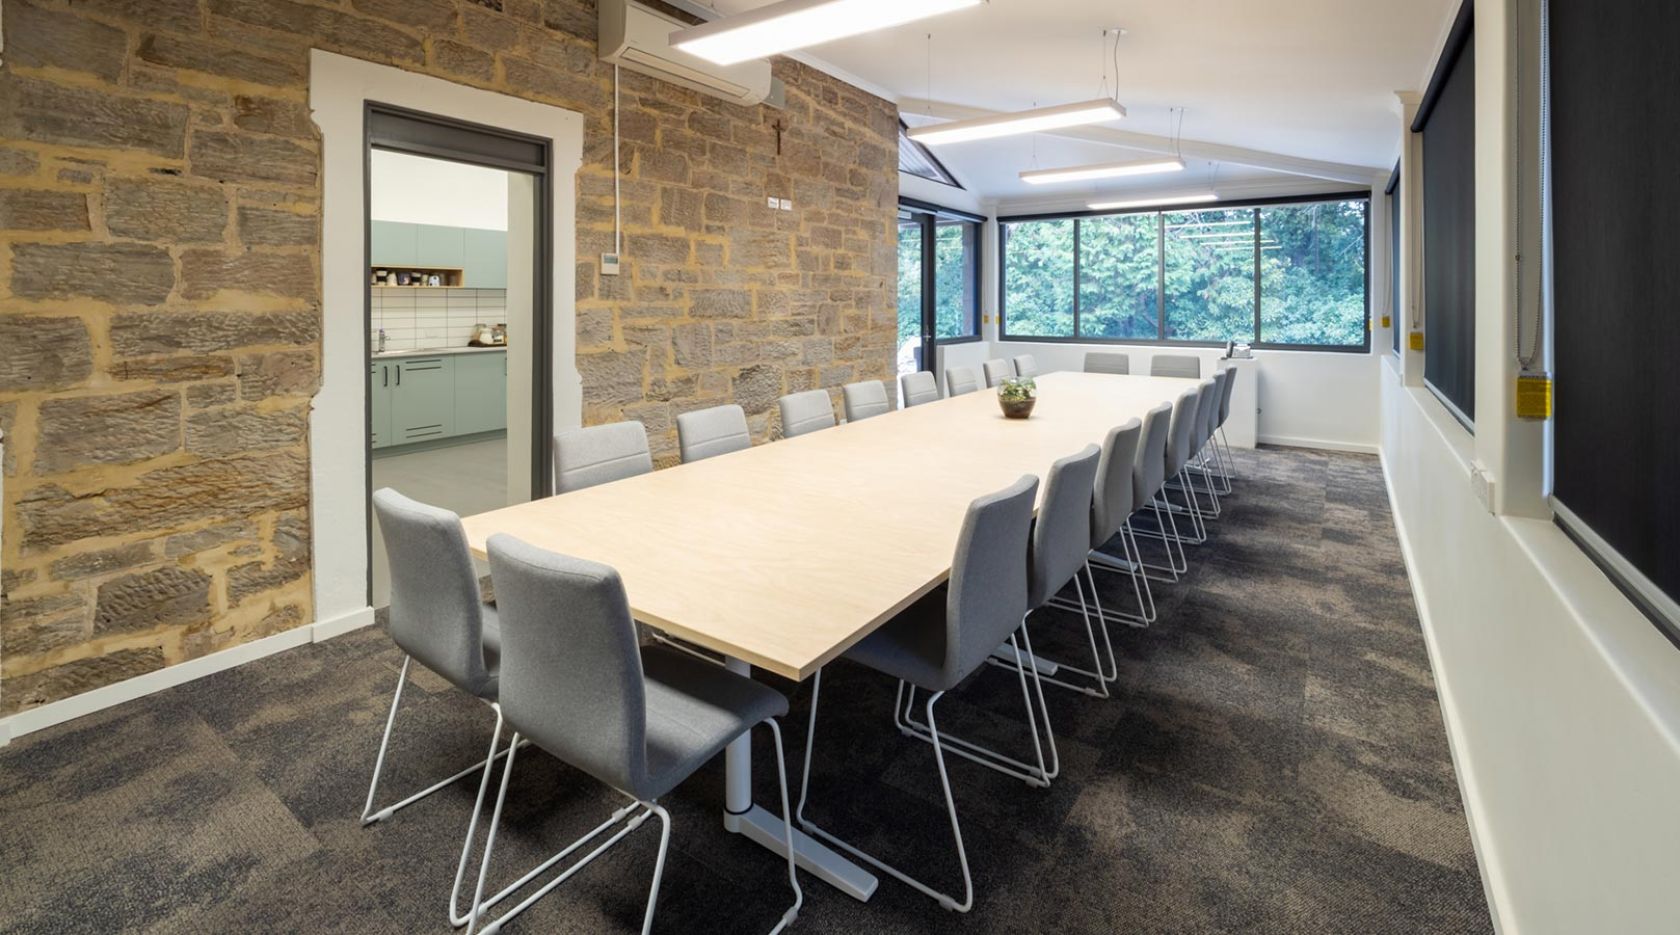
[601,253,620,276]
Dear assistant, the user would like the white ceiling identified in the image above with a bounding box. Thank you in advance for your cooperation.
[702,0,1454,206]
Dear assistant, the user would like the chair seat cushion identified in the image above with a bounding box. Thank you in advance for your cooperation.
[842,587,961,692]
[639,646,789,801]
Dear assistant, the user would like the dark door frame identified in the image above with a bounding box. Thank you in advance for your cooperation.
[899,198,984,374]
[362,102,555,605]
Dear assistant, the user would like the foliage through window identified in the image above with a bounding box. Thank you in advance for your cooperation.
[897,204,979,374]
[1000,196,1370,349]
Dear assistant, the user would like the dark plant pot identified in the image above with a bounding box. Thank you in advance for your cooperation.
[999,396,1036,419]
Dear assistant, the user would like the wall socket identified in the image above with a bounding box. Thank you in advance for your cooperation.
[765,196,792,211]
[601,252,620,276]
[1470,464,1496,513]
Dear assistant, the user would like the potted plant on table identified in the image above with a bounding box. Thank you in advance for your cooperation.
[998,376,1037,419]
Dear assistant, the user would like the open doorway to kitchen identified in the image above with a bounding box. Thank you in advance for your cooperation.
[364,106,553,607]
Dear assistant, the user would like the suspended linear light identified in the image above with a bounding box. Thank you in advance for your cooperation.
[1167,219,1250,230]
[909,99,1127,146]
[1019,156,1183,185]
[670,0,982,66]
[1089,192,1218,211]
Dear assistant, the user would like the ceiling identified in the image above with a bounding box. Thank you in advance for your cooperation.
[701,0,1454,206]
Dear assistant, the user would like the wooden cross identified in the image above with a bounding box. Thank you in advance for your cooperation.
[772,119,784,155]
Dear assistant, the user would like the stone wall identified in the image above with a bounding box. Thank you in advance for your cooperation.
[0,0,899,715]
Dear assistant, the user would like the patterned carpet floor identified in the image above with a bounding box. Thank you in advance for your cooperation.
[0,445,1493,934]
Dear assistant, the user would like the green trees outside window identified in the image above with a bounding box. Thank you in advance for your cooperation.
[1001,196,1369,348]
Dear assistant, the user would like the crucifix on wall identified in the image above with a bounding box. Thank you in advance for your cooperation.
[772,119,784,155]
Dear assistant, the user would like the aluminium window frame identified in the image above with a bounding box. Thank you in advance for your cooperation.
[997,189,1373,353]
[900,196,984,345]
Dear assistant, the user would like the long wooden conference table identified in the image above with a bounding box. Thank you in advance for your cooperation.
[461,370,1197,901]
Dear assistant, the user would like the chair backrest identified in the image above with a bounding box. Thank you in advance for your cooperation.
[676,404,750,463]
[842,380,890,422]
[1216,364,1237,425]
[1011,354,1039,379]
[373,489,495,698]
[1200,371,1228,444]
[777,389,836,438]
[1084,351,1130,375]
[945,365,981,397]
[943,475,1038,684]
[1191,376,1219,449]
[982,358,1015,387]
[486,534,648,798]
[1164,386,1201,474]
[1132,402,1173,507]
[1150,354,1201,379]
[1092,419,1143,548]
[554,421,652,494]
[900,371,941,407]
[1028,445,1102,609]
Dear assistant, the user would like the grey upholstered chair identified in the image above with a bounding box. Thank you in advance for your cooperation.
[676,404,750,463]
[1127,400,1188,582]
[798,475,1043,913]
[471,535,802,935]
[777,389,836,438]
[1007,445,1108,700]
[1084,351,1130,375]
[944,365,981,397]
[842,380,891,422]
[1010,354,1039,379]
[553,421,652,494]
[981,357,1014,388]
[366,489,513,927]
[1185,376,1223,519]
[900,371,941,407]
[1197,369,1234,497]
[1212,365,1240,491]
[1150,354,1201,378]
[1044,420,1150,651]
[1160,383,1211,545]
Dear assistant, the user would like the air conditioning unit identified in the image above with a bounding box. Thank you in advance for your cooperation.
[598,0,781,107]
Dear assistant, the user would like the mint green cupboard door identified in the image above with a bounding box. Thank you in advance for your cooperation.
[415,224,465,269]
[370,221,416,267]
[454,352,507,435]
[464,228,507,288]
[390,356,455,443]
[370,361,393,449]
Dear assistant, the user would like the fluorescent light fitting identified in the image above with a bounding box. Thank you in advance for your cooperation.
[1088,192,1218,211]
[1019,157,1184,185]
[670,0,982,66]
[909,99,1127,146]
[1167,220,1250,230]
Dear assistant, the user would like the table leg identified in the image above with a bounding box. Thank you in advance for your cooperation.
[720,656,879,902]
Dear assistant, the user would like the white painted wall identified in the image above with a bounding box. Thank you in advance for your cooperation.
[1379,360,1680,934]
[370,150,510,230]
[309,51,582,635]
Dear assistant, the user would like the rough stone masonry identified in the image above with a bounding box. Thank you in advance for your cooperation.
[0,0,900,714]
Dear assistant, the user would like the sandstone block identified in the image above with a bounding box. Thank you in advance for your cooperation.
[180,249,315,300]
[232,96,317,139]
[190,130,317,187]
[50,542,158,581]
[112,356,238,384]
[0,77,188,157]
[690,288,751,319]
[36,389,182,473]
[0,189,90,231]
[1,649,166,713]
[165,520,257,558]
[0,317,93,392]
[4,1,128,81]
[137,33,305,87]
[577,350,646,405]
[111,311,320,357]
[431,39,496,83]
[106,176,229,243]
[12,242,175,305]
[94,566,211,636]
[236,206,317,247]
[236,350,319,400]
[185,404,308,456]
[732,364,781,415]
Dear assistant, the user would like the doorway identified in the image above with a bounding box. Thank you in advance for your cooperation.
[364,106,554,606]
[897,199,984,386]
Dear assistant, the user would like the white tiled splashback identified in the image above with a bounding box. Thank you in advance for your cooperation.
[371,288,507,352]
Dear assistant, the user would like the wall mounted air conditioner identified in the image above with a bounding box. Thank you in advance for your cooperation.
[599,0,782,107]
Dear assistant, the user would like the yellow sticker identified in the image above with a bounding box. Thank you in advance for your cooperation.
[1381,314,1392,328]
[1408,331,1425,351]
[1516,373,1552,420]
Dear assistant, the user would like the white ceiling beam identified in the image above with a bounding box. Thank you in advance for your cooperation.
[899,97,1382,187]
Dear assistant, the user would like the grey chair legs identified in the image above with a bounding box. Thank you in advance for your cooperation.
[905,622,1059,784]
[1019,565,1122,695]
[359,656,521,927]
[463,719,802,935]
[797,669,974,913]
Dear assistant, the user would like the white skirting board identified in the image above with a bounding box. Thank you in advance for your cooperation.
[1256,434,1380,455]
[0,606,377,747]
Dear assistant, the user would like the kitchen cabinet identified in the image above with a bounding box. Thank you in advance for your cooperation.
[464,228,508,289]
[389,356,454,444]
[454,352,508,435]
[416,225,465,268]
[371,221,417,267]
[370,361,393,449]
[369,350,506,451]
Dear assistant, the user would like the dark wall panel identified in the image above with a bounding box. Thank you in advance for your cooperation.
[1421,35,1477,422]
[1551,0,1680,628]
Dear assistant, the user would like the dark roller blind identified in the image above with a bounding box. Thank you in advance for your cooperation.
[1417,13,1476,424]
[1550,0,1680,638]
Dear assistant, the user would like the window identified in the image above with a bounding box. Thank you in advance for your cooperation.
[1001,218,1075,338]
[898,121,960,188]
[934,220,978,339]
[896,214,923,352]
[1000,195,1370,349]
[1416,0,1476,424]
[897,200,981,375]
[1259,201,1368,346]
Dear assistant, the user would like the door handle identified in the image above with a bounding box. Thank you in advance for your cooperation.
[395,365,401,386]
[382,365,388,387]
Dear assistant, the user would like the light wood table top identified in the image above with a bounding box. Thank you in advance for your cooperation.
[461,371,1198,680]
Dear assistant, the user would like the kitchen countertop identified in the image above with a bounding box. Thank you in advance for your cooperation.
[372,345,507,359]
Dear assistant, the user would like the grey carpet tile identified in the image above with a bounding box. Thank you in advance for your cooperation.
[0,446,1492,934]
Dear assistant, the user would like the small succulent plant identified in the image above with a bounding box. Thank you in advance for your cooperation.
[998,376,1037,402]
